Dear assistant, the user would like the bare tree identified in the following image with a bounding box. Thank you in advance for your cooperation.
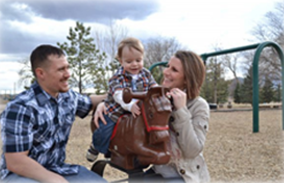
[209,44,249,98]
[251,1,284,43]
[225,55,237,80]
[93,20,129,76]
[142,36,185,83]
[18,58,34,89]
[143,36,185,67]
[242,48,280,87]
[211,44,241,83]
[248,0,284,83]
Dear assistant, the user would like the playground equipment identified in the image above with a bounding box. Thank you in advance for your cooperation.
[91,86,172,182]
[108,86,171,170]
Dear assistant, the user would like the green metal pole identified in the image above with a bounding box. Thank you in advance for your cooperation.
[252,41,284,132]
[252,46,260,133]
[200,43,260,62]
[149,61,167,72]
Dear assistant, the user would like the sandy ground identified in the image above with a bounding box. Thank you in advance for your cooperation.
[0,100,283,183]
[64,109,284,183]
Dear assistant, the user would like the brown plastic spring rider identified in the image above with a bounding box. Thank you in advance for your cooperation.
[90,86,172,180]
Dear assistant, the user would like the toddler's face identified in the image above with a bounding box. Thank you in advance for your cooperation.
[120,46,144,75]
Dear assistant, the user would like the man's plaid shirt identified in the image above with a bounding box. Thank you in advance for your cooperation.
[105,66,157,122]
[0,82,92,180]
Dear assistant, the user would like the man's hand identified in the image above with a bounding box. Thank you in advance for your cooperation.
[93,102,107,128]
[5,151,69,183]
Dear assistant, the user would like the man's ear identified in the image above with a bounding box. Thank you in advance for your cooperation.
[35,68,45,80]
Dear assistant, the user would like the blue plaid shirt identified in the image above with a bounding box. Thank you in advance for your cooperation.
[0,82,92,179]
[105,66,157,122]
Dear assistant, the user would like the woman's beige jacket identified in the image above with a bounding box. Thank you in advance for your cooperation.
[153,96,210,183]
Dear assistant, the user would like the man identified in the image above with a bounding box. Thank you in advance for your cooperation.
[0,45,107,183]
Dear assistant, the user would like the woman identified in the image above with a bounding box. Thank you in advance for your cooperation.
[94,50,210,183]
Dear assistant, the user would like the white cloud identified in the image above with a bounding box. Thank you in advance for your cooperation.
[0,62,24,94]
[118,0,278,53]
[0,54,28,62]
[0,0,280,93]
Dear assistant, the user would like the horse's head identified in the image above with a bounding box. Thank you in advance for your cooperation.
[123,86,172,144]
[123,86,172,124]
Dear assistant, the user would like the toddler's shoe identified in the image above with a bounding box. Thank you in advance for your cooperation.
[86,144,99,162]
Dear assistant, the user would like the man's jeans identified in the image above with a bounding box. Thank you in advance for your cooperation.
[1,165,107,183]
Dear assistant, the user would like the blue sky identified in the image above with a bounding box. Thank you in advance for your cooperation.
[0,0,281,93]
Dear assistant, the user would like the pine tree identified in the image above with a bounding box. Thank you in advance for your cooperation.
[57,21,107,94]
[273,84,282,102]
[240,66,253,105]
[260,75,274,103]
[200,57,228,104]
[217,78,229,104]
[234,82,241,103]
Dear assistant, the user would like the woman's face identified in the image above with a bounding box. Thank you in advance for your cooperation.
[162,56,185,89]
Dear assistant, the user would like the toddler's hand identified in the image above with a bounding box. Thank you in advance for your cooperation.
[131,103,141,118]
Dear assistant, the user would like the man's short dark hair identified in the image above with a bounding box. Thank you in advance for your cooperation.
[30,44,65,77]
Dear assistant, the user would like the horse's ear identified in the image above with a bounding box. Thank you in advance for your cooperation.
[165,87,170,93]
[123,88,132,103]
[161,86,170,95]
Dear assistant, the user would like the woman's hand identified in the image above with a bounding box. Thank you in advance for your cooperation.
[169,88,187,110]
[93,102,107,128]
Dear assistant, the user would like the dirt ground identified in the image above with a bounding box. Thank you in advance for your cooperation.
[0,102,284,182]
[64,109,284,183]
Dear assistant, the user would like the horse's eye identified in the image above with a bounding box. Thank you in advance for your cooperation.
[149,112,153,119]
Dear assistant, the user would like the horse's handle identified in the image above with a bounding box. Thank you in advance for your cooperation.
[123,88,147,103]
